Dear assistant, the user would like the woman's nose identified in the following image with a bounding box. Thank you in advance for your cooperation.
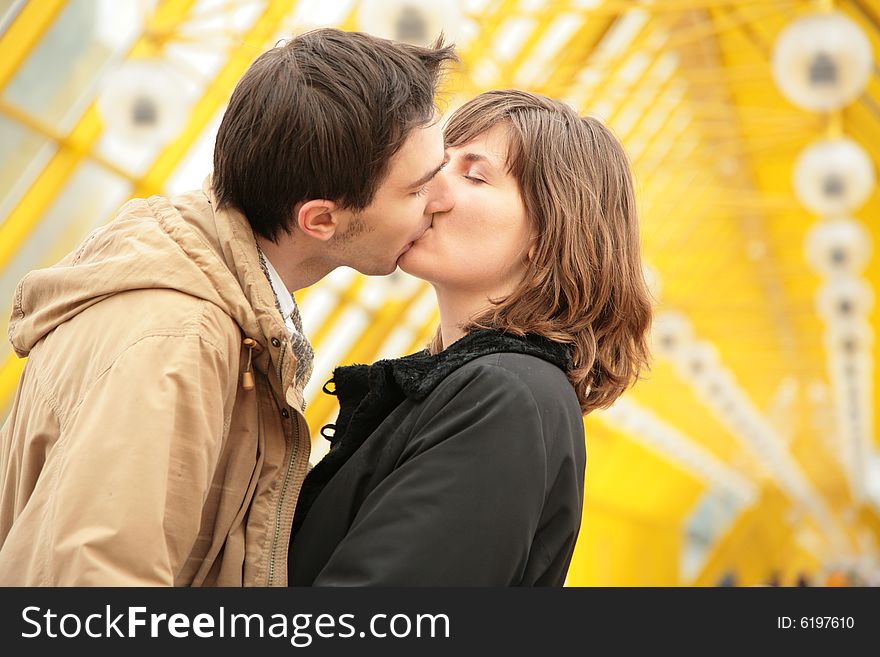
[425,170,454,215]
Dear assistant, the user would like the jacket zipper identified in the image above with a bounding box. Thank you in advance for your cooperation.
[275,338,286,382]
[266,419,297,586]
[267,338,296,586]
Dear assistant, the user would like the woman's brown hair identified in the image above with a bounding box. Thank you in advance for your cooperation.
[438,90,653,414]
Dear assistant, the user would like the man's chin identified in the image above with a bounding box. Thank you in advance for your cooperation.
[353,246,420,277]
[352,259,398,277]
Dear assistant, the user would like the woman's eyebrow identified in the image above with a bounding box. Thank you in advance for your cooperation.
[461,152,501,171]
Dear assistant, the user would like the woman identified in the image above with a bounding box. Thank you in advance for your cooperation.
[288,90,653,586]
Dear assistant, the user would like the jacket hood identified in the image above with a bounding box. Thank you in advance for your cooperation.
[8,179,278,358]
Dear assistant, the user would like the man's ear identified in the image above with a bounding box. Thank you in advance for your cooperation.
[296,199,339,241]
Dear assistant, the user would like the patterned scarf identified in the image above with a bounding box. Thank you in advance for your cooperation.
[256,243,315,392]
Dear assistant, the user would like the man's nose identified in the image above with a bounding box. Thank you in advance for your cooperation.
[425,170,454,215]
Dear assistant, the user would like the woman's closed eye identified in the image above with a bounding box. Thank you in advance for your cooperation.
[463,175,486,185]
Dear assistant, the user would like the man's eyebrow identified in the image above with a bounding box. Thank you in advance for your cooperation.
[406,155,449,190]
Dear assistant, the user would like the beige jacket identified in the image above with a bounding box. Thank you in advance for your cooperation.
[0,180,312,586]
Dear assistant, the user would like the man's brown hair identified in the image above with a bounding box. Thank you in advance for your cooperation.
[213,28,457,241]
[439,90,653,414]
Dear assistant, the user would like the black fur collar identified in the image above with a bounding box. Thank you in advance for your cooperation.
[291,330,572,535]
[389,329,572,400]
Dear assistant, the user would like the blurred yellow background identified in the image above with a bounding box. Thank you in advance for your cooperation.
[0,0,878,586]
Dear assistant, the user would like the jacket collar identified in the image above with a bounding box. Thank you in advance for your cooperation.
[330,328,572,436]
[151,178,309,404]
[199,177,310,403]
[291,330,572,534]
[390,329,571,400]
[328,329,572,438]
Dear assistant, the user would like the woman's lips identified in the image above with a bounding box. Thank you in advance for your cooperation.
[407,224,434,250]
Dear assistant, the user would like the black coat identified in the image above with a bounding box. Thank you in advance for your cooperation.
[288,330,586,586]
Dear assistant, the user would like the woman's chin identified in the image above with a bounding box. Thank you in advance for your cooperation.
[397,249,417,275]
[398,247,428,280]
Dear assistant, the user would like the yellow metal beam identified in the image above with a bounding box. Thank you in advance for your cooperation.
[0,0,199,273]
[305,284,426,442]
[618,66,681,149]
[0,0,67,90]
[606,59,674,140]
[573,15,657,116]
[692,489,826,586]
[662,1,794,52]
[337,2,360,31]
[561,0,796,18]
[487,8,564,89]
[0,351,25,415]
[540,16,616,101]
[461,0,522,61]
[405,308,441,356]
[131,0,297,198]
[0,98,137,182]
[0,0,202,412]
[305,277,367,354]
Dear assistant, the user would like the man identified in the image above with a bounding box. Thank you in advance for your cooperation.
[0,28,456,585]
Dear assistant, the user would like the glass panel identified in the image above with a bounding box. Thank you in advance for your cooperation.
[680,489,740,583]
[164,107,222,195]
[0,161,131,319]
[0,0,26,31]
[0,114,57,219]
[3,0,142,132]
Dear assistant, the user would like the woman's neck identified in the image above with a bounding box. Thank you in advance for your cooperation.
[433,284,510,350]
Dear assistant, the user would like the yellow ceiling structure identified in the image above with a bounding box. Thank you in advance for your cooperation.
[0,0,878,586]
